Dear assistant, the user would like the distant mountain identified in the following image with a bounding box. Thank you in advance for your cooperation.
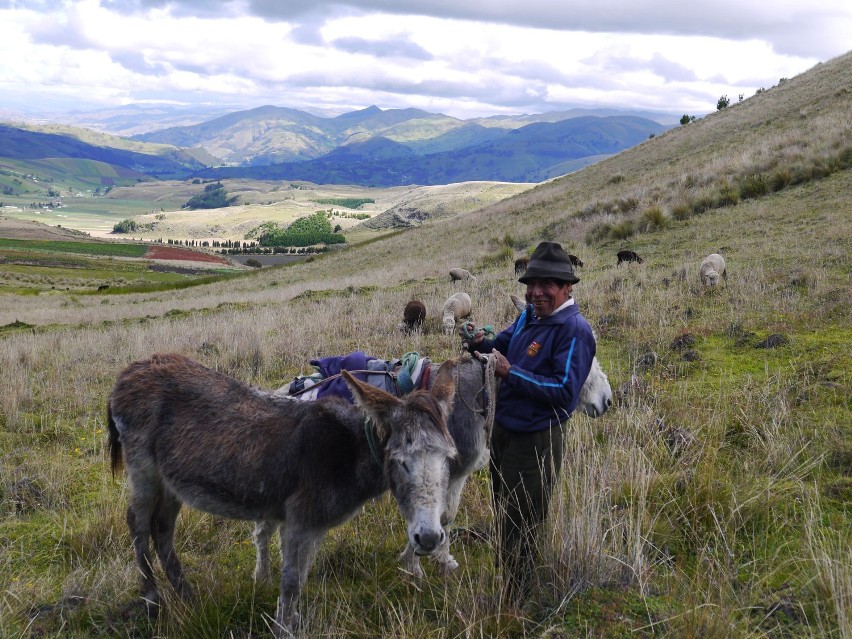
[133,104,468,166]
[1,104,674,187]
[132,104,677,169]
[196,115,669,186]
[0,124,204,179]
[404,123,507,154]
[470,106,682,127]
[28,104,239,137]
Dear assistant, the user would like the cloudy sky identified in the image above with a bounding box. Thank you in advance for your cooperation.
[0,0,849,120]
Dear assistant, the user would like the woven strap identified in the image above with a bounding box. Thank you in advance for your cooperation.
[396,351,420,394]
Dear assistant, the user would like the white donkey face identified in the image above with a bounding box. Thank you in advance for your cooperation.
[578,355,613,417]
[344,363,457,558]
[386,431,454,556]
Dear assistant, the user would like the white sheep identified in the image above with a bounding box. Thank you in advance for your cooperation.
[699,253,727,288]
[449,268,476,284]
[442,291,472,335]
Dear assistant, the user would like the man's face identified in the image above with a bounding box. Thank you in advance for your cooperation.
[525,278,572,317]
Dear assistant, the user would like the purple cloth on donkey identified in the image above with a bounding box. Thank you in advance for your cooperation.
[310,351,376,403]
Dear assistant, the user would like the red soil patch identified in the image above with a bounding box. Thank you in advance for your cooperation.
[144,245,232,265]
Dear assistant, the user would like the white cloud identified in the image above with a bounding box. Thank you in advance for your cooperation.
[0,0,847,119]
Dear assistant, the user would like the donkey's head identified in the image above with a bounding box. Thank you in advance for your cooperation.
[578,355,612,417]
[343,362,457,557]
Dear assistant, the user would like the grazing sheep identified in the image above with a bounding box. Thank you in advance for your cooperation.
[514,257,529,276]
[617,250,643,266]
[401,300,426,331]
[699,253,727,287]
[449,268,476,284]
[442,292,472,335]
[567,254,584,268]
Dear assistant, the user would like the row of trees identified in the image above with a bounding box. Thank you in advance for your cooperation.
[222,245,329,255]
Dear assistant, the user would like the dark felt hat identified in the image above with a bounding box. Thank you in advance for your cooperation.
[518,241,579,284]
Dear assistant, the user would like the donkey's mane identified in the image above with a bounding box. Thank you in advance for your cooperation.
[405,390,452,442]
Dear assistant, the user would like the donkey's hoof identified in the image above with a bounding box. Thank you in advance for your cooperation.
[141,592,161,619]
[401,562,425,580]
[272,609,299,639]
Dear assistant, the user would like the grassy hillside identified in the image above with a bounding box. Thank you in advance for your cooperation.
[0,52,849,638]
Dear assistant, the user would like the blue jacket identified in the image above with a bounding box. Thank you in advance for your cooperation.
[469,301,596,433]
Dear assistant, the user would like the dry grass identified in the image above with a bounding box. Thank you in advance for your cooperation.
[1,52,850,638]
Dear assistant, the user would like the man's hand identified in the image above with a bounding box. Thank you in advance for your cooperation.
[492,349,511,379]
[459,322,485,345]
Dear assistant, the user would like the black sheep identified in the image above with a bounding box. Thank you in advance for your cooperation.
[616,250,643,266]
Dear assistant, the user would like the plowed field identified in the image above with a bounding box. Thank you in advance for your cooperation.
[144,245,232,264]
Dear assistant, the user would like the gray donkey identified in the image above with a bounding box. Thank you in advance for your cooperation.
[108,352,459,637]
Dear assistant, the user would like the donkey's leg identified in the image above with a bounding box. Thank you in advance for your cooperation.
[126,480,161,616]
[432,476,466,574]
[152,489,192,599]
[399,542,424,579]
[253,519,276,583]
[273,524,324,637]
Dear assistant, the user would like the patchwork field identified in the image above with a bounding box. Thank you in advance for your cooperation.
[0,218,246,297]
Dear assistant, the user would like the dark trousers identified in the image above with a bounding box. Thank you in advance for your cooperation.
[490,419,566,603]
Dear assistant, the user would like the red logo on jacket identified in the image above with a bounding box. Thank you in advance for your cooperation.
[526,341,542,357]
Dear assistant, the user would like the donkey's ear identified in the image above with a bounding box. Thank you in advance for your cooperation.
[342,370,400,437]
[510,293,526,313]
[431,359,457,422]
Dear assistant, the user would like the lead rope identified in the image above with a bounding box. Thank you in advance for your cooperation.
[481,353,497,443]
[455,353,498,445]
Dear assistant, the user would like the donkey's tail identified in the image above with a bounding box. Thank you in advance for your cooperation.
[107,404,123,477]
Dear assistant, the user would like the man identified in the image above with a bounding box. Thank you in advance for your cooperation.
[461,241,596,602]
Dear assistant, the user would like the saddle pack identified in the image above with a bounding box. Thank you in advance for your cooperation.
[287,351,432,403]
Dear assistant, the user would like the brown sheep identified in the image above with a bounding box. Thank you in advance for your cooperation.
[402,300,426,331]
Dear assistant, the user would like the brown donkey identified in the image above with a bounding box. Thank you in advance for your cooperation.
[108,352,458,637]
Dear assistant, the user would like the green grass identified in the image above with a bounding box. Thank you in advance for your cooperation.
[0,238,147,257]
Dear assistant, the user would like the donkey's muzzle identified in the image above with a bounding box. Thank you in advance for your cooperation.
[413,529,445,555]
